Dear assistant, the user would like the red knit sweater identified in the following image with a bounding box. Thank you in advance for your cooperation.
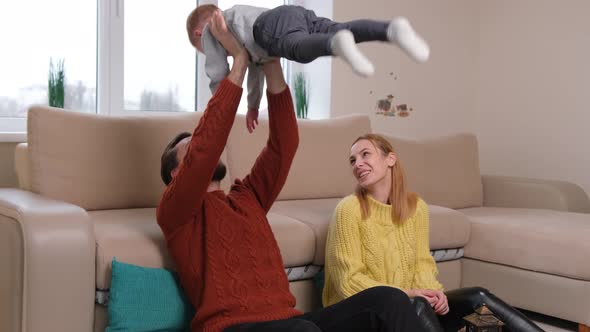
[157,79,301,332]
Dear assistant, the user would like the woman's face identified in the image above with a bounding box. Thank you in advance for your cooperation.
[349,139,396,189]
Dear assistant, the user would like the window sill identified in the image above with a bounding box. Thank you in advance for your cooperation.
[0,132,27,143]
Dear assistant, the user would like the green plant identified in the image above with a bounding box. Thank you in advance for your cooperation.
[293,72,309,119]
[48,58,65,108]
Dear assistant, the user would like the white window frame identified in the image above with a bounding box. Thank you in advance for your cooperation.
[1,0,331,142]
[99,0,200,116]
[0,119,27,142]
[98,0,124,116]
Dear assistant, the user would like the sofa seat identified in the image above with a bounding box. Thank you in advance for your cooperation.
[461,207,590,280]
[92,208,317,292]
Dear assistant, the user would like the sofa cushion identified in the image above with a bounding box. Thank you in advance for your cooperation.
[26,106,236,210]
[428,205,471,250]
[271,199,471,265]
[92,208,316,289]
[461,207,590,280]
[226,114,371,201]
[383,133,483,209]
[106,260,194,332]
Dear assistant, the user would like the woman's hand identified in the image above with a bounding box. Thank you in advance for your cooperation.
[406,289,437,306]
[407,289,449,315]
[430,290,449,315]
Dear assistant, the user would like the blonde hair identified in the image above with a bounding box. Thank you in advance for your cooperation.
[186,4,218,47]
[353,134,418,223]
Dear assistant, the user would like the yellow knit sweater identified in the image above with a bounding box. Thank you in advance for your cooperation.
[323,194,443,307]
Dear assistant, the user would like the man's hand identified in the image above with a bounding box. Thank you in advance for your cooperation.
[208,10,247,60]
[208,10,248,86]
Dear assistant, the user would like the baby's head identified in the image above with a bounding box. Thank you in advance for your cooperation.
[186,4,219,52]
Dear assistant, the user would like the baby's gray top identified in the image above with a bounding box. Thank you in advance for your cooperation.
[201,5,273,110]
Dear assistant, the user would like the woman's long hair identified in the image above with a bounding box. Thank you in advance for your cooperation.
[353,134,418,223]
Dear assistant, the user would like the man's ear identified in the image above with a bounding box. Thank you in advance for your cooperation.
[171,167,180,180]
[387,152,397,167]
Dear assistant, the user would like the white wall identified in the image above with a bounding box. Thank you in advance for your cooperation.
[475,0,590,195]
[332,0,590,195]
[332,0,479,139]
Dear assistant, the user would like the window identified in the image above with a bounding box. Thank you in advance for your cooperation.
[0,0,96,133]
[1,0,332,137]
[123,1,197,112]
[108,0,288,115]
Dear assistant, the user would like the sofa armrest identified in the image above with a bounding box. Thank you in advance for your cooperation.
[482,175,590,213]
[14,143,31,191]
[0,188,95,332]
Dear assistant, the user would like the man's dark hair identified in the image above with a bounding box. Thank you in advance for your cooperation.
[161,132,192,185]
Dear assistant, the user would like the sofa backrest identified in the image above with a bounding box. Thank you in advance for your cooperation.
[384,133,483,209]
[24,105,227,210]
[21,106,481,210]
[21,106,370,209]
[226,114,372,200]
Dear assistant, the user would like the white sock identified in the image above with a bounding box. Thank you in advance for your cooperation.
[330,30,375,77]
[387,17,430,63]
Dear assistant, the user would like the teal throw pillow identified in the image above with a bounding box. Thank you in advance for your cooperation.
[313,269,325,308]
[106,259,195,332]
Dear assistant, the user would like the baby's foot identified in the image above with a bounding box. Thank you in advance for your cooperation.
[387,17,430,63]
[330,30,374,77]
[246,108,259,133]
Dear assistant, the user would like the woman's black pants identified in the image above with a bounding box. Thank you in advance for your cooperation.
[411,287,544,332]
[225,286,426,332]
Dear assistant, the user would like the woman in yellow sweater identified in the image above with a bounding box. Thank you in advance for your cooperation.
[323,133,542,332]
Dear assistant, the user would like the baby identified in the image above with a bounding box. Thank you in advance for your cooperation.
[187,4,430,132]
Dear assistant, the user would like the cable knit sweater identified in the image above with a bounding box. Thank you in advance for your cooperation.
[323,194,443,307]
[156,78,301,332]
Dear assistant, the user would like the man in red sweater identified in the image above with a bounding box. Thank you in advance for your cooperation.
[157,11,425,332]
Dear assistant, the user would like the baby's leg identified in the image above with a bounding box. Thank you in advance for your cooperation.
[270,32,332,63]
[386,18,430,63]
[266,31,374,77]
[312,18,389,43]
[254,6,373,76]
[315,18,430,63]
[329,31,374,77]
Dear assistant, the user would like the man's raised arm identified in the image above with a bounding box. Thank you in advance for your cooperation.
[241,60,299,212]
[157,11,249,234]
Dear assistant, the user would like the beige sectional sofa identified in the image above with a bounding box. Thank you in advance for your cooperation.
[1,105,589,332]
